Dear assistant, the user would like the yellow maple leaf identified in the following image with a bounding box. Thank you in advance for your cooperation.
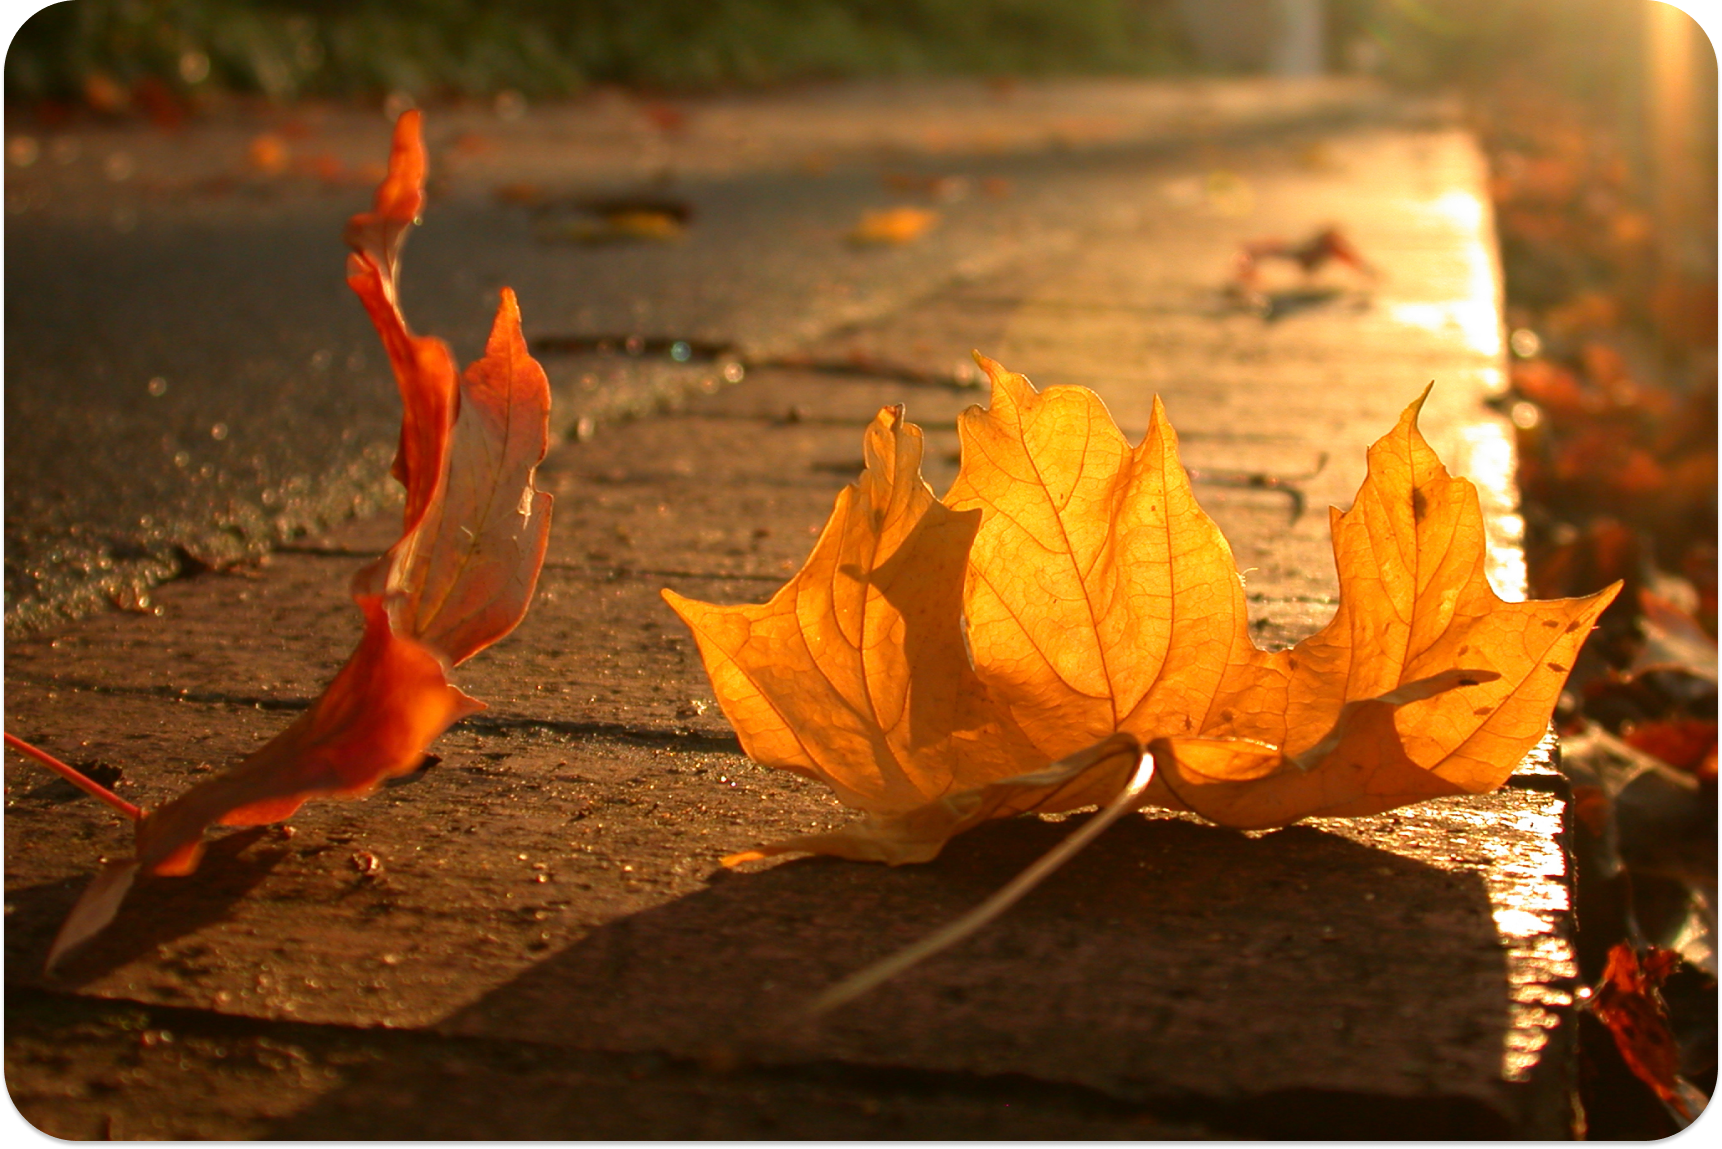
[664,354,1618,865]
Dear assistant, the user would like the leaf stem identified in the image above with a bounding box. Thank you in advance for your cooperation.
[4,732,143,822]
[804,745,1157,1018]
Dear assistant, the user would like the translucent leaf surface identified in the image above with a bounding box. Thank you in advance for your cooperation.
[664,406,1040,816]
[671,356,1618,863]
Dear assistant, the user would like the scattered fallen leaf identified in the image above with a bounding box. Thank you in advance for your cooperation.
[601,210,686,241]
[1229,226,1377,318]
[882,172,970,201]
[1483,81,1716,1123]
[1559,721,1705,884]
[849,206,939,246]
[1203,169,1254,216]
[1235,226,1375,284]
[667,355,1617,865]
[247,132,290,175]
[534,195,692,245]
[9,110,553,968]
[1623,719,1718,779]
[1631,587,1718,683]
[1590,943,1705,1121]
[81,71,127,114]
[641,102,688,134]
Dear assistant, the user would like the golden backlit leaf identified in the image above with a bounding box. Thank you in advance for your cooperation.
[722,732,1145,868]
[671,355,1619,863]
[1187,389,1617,813]
[1150,668,1492,830]
[664,406,1039,818]
[945,355,1270,761]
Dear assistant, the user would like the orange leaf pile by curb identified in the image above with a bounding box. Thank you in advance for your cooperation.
[666,355,1618,865]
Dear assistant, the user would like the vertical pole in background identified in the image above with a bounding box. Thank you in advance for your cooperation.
[1274,0,1327,76]
[1176,0,1326,75]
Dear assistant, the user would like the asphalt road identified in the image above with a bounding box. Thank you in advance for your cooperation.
[4,80,1392,635]
[4,138,1060,635]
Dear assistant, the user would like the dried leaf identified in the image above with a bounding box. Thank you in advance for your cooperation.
[247,132,290,175]
[35,110,552,966]
[849,207,939,245]
[942,358,1266,762]
[1631,586,1718,683]
[602,210,687,241]
[671,355,1618,863]
[1591,943,1702,1121]
[1623,719,1718,778]
[356,287,554,667]
[1235,226,1375,284]
[540,211,686,245]
[134,597,485,878]
[664,406,1040,823]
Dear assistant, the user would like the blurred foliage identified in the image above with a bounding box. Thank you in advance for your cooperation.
[4,0,1194,101]
[9,1,1703,109]
[1466,15,1717,1129]
[1334,0,1654,102]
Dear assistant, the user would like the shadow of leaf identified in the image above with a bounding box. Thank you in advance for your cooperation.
[6,829,288,983]
[272,812,1511,1136]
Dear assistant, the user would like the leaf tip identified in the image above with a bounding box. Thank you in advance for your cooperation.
[381,111,426,215]
[1145,392,1177,445]
[482,284,533,364]
[969,350,1037,411]
[1401,381,1435,427]
[661,586,717,640]
[867,402,908,438]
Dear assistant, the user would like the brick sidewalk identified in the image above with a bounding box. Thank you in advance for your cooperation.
[6,89,1582,1137]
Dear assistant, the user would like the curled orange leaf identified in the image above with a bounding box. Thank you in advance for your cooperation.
[38,110,552,967]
